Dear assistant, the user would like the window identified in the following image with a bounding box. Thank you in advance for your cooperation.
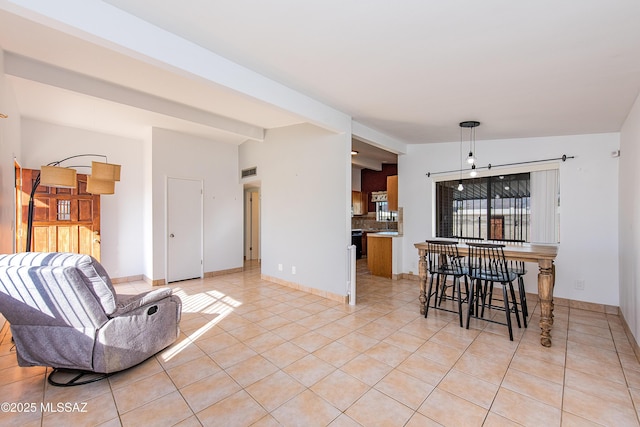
[376,201,397,222]
[57,200,71,221]
[436,173,531,242]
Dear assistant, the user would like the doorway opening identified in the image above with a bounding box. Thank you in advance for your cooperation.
[244,185,261,263]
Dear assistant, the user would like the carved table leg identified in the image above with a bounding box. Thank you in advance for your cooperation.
[418,249,427,315]
[538,259,555,347]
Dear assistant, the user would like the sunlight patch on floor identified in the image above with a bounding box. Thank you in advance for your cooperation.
[160,287,241,362]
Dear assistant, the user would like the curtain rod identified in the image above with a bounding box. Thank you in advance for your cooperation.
[426,154,574,177]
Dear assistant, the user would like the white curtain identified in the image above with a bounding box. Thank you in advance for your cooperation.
[530,169,559,243]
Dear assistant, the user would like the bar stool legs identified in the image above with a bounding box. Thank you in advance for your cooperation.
[425,272,466,327]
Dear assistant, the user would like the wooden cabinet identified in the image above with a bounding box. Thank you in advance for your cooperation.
[367,235,392,278]
[387,175,398,211]
[352,191,368,215]
[352,191,361,215]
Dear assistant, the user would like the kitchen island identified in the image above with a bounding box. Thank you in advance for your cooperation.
[367,232,403,279]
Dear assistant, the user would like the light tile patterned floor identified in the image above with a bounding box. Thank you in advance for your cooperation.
[1,260,640,426]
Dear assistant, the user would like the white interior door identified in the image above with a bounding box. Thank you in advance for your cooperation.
[167,177,203,282]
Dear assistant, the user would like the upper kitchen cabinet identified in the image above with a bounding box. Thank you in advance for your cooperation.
[352,191,368,215]
[387,175,398,211]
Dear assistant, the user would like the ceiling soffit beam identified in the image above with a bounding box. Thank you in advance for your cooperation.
[5,52,265,141]
[352,121,407,156]
[2,0,351,135]
[352,156,382,171]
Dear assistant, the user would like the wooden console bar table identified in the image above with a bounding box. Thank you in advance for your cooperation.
[414,241,558,347]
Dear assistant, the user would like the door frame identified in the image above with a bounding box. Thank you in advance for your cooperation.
[165,176,204,283]
[244,187,261,261]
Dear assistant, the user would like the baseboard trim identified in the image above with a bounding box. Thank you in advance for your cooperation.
[110,275,144,284]
[139,267,245,286]
[204,267,243,278]
[402,273,620,314]
[144,276,166,286]
[261,274,349,304]
[619,308,640,364]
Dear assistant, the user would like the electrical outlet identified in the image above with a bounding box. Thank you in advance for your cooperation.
[278,264,283,271]
[575,279,585,290]
[292,266,296,275]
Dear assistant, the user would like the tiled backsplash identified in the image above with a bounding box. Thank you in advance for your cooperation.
[351,212,398,231]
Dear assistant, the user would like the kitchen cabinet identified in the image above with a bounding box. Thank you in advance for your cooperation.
[367,232,402,279]
[352,191,368,215]
[387,175,398,211]
[367,234,392,278]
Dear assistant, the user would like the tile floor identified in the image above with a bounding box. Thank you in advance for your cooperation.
[1,260,640,426]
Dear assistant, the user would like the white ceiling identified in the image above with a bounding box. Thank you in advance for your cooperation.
[351,138,397,170]
[2,1,640,152]
[0,6,305,144]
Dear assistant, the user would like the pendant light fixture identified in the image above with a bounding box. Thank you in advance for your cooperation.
[460,121,480,177]
[457,125,464,191]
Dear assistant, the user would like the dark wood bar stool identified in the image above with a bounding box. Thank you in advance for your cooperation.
[465,242,521,340]
[424,239,468,327]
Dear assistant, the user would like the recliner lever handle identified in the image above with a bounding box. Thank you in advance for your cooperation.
[147,305,158,315]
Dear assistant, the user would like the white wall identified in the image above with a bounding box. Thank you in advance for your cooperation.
[0,50,21,255]
[619,92,640,341]
[151,128,243,281]
[19,119,145,278]
[400,133,620,305]
[240,123,351,297]
[0,50,21,331]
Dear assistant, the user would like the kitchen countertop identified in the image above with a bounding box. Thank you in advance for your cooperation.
[352,229,402,237]
[367,231,401,237]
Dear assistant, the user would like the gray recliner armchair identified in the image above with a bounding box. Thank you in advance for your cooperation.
[0,252,181,386]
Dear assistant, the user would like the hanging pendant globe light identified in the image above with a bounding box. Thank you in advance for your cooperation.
[460,121,480,164]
